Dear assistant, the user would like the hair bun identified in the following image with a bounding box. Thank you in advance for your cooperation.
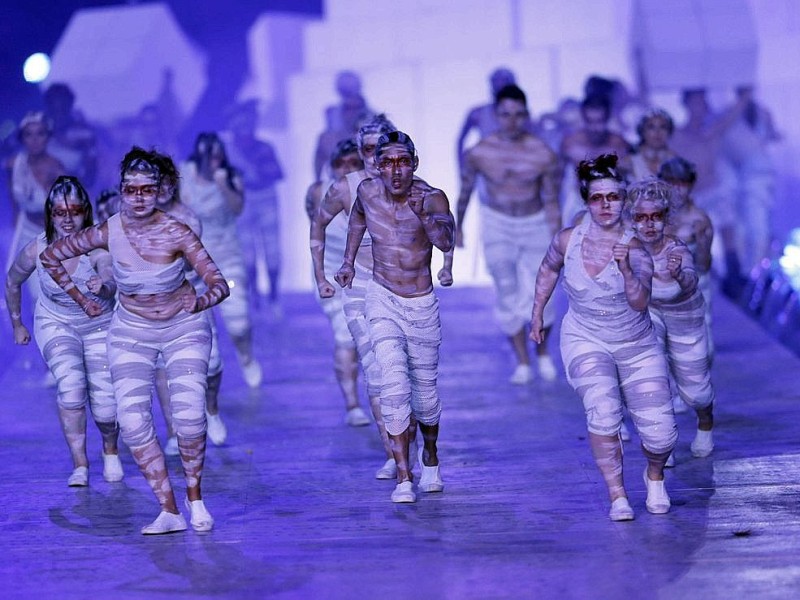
[577,153,618,180]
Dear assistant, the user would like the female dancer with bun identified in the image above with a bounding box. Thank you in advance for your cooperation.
[530,154,677,521]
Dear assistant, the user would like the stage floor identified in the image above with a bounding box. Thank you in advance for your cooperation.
[1,285,798,599]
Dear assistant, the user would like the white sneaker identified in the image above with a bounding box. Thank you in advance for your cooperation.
[690,429,714,458]
[417,447,444,493]
[141,511,187,535]
[241,359,263,389]
[391,481,416,503]
[375,458,397,480]
[102,453,124,482]
[164,436,180,457]
[345,406,370,427]
[619,422,631,442]
[643,469,670,514]
[184,498,214,532]
[538,356,557,381]
[609,497,635,521]
[509,364,533,385]
[206,412,227,446]
[67,466,89,487]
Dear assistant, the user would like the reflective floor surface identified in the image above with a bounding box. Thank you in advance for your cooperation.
[1,286,798,599]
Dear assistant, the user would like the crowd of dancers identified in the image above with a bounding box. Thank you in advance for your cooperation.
[2,67,779,531]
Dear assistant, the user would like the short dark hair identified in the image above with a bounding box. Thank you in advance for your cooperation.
[681,88,706,105]
[120,146,161,181]
[43,82,75,107]
[584,75,615,100]
[658,156,697,185]
[330,138,360,167]
[188,132,238,189]
[375,130,416,161]
[494,84,527,107]
[119,146,182,204]
[357,113,396,149]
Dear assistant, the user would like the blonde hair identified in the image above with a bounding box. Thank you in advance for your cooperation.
[624,177,671,223]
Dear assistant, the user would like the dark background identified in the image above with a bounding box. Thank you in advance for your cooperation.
[0,0,324,125]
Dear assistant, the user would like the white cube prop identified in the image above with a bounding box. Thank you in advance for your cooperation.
[47,2,207,124]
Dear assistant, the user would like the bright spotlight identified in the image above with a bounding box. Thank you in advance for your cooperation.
[23,53,51,83]
[780,228,800,290]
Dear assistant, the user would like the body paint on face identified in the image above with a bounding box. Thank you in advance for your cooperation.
[52,195,87,238]
[586,179,624,227]
[120,173,160,219]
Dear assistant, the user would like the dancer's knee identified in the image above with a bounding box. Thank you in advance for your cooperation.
[57,388,87,411]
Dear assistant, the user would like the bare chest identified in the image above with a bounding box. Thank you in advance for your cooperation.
[363,201,424,247]
[475,148,548,186]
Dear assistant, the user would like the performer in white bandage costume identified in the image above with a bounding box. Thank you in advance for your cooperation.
[456,84,562,384]
[336,131,455,504]
[5,175,121,487]
[5,112,65,302]
[658,157,716,363]
[182,132,262,389]
[530,154,676,522]
[626,178,715,460]
[147,151,227,453]
[41,148,229,536]
[306,139,372,428]
[311,115,400,480]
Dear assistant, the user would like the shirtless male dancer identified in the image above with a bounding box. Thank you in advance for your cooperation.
[560,94,630,225]
[311,114,400,479]
[456,67,518,168]
[456,84,561,384]
[450,68,522,291]
[336,131,455,504]
[306,139,371,428]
